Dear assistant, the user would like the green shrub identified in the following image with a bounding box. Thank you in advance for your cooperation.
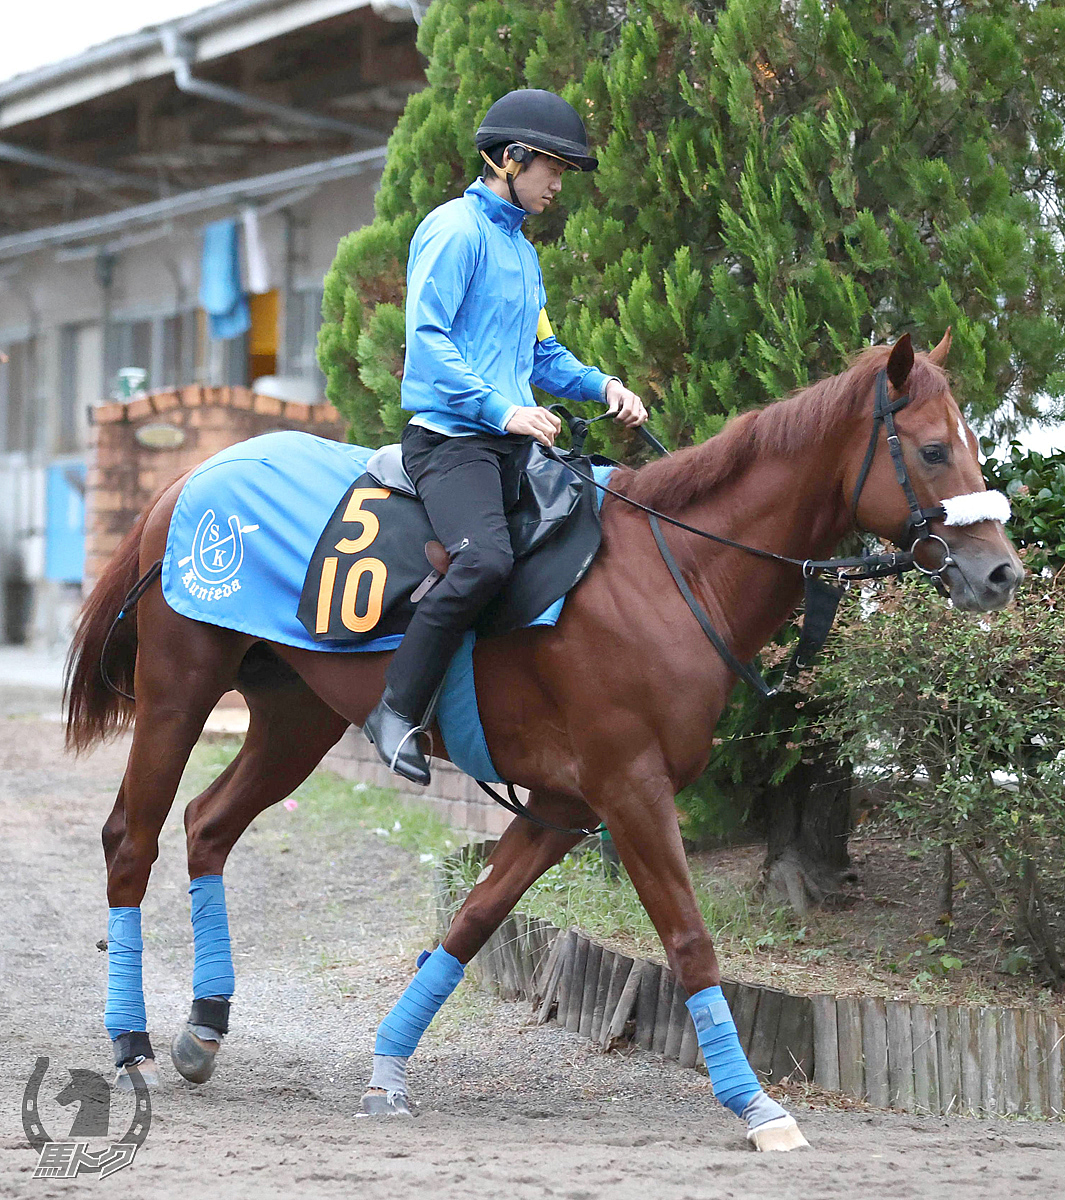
[983,442,1065,573]
[812,575,1065,986]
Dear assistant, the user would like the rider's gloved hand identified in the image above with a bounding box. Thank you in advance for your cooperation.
[605,379,648,428]
[505,405,563,447]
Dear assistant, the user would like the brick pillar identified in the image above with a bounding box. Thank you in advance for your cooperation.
[84,387,344,592]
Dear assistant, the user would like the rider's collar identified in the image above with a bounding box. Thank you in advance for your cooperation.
[466,177,528,233]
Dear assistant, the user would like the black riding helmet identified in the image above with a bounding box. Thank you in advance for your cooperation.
[476,89,598,184]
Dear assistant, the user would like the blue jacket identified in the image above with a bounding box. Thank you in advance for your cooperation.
[401,177,614,437]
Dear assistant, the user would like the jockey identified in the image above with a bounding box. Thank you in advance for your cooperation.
[362,87,647,785]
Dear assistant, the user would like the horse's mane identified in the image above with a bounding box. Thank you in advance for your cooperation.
[615,345,950,511]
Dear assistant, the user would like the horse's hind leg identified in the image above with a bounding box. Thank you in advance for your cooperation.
[361,789,592,1115]
[102,606,248,1088]
[171,655,348,1084]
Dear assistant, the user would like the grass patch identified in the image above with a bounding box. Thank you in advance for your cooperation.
[445,840,797,966]
[178,737,459,864]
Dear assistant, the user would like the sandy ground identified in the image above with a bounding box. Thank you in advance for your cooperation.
[2,685,1064,1199]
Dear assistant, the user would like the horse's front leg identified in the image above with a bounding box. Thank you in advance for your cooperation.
[587,768,810,1152]
[360,789,590,1117]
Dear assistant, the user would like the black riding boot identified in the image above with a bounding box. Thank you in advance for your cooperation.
[361,689,433,786]
[362,620,465,786]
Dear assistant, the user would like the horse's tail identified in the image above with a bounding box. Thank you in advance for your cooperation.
[64,500,157,754]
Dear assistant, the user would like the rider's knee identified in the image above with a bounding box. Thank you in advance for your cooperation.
[457,539,514,591]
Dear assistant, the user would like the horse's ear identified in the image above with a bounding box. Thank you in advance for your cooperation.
[927,326,952,367]
[886,333,914,391]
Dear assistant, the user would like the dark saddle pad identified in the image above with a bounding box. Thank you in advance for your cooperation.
[296,445,610,644]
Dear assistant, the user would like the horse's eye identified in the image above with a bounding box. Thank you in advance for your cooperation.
[920,444,947,465]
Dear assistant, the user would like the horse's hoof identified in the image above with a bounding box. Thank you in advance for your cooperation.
[113,1058,160,1091]
[170,1026,220,1084]
[356,1089,413,1118]
[746,1115,810,1152]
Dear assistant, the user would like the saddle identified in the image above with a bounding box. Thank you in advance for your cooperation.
[296,440,611,644]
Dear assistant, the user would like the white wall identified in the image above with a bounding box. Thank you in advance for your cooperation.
[0,165,383,643]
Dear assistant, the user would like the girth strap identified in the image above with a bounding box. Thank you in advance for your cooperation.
[473,779,603,837]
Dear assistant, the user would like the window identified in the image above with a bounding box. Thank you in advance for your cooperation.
[0,338,36,453]
[57,323,102,452]
[160,312,198,390]
[104,318,151,398]
[285,288,325,388]
[104,312,201,397]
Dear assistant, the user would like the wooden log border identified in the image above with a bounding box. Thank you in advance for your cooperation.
[435,841,1064,1118]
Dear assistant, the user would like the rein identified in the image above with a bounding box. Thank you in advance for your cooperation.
[545,368,953,698]
[548,371,946,583]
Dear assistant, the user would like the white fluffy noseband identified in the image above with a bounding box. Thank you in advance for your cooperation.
[940,490,1011,526]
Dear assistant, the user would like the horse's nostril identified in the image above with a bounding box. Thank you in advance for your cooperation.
[987,562,1019,591]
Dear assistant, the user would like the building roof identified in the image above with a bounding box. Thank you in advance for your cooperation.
[0,0,423,256]
[0,1,391,130]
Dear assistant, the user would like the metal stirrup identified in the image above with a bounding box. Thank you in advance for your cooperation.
[389,723,428,774]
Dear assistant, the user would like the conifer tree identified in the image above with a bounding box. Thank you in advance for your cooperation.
[320,0,1065,448]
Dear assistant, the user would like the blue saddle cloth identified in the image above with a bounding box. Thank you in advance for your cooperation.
[161,431,613,782]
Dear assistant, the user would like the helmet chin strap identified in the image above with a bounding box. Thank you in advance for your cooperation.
[479,149,528,211]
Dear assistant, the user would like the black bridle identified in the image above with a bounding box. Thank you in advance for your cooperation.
[849,367,955,586]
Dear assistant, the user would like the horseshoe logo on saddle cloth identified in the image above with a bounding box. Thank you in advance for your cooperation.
[192,511,245,583]
[176,509,260,601]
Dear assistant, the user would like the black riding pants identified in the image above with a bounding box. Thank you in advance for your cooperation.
[383,423,528,720]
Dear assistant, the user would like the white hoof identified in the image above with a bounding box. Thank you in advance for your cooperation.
[113,1058,160,1091]
[747,1115,810,1152]
[357,1089,413,1118]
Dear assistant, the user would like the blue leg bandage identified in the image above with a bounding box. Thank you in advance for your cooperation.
[189,874,235,1000]
[375,946,465,1057]
[104,907,146,1039]
[686,985,761,1117]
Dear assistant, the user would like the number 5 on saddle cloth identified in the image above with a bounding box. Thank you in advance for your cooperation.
[297,438,611,644]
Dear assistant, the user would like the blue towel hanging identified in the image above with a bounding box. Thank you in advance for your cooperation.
[199,219,250,340]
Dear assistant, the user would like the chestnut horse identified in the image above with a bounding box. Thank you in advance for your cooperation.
[66,332,1020,1149]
